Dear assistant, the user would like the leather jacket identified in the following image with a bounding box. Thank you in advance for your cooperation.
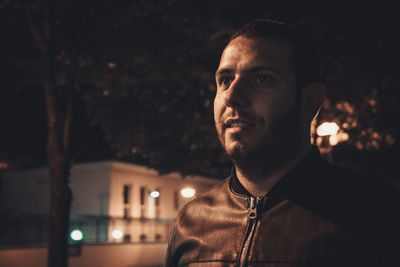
[166,148,399,266]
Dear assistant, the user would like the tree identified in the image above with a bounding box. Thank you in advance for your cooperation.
[83,0,275,178]
[0,1,127,266]
[84,1,400,181]
[2,1,223,265]
[16,1,76,266]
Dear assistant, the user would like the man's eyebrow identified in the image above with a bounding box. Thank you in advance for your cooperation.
[248,66,282,76]
[215,68,233,77]
[215,65,283,77]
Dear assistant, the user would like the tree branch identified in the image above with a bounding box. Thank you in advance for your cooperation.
[63,30,82,154]
[23,4,46,54]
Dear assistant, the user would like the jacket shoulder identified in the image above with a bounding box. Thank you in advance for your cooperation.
[304,159,400,232]
[175,177,230,220]
[315,159,399,201]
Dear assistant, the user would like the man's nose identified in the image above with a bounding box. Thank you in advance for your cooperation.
[225,77,250,108]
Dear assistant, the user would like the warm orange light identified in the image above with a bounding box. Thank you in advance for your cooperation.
[317,122,340,136]
[329,135,338,146]
[180,188,196,198]
[0,162,8,169]
[112,229,123,239]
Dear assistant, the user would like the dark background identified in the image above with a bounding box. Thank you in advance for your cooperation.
[1,0,399,183]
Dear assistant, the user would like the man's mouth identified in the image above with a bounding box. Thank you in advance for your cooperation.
[227,121,249,129]
[224,119,255,132]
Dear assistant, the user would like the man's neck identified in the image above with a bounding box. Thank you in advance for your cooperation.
[234,146,311,197]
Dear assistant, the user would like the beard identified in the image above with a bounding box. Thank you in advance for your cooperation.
[216,95,304,170]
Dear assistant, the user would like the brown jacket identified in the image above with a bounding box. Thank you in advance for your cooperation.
[166,149,399,266]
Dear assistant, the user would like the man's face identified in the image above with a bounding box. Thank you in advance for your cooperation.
[214,36,303,162]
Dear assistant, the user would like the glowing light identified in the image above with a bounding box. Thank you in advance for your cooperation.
[316,122,340,136]
[339,132,349,141]
[0,162,8,169]
[112,229,123,239]
[150,191,160,198]
[70,229,83,241]
[180,188,196,198]
[329,135,338,146]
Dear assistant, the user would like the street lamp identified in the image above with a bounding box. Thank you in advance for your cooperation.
[70,229,83,242]
[150,190,160,198]
[316,122,341,161]
[180,188,196,198]
[112,229,123,240]
[316,122,339,137]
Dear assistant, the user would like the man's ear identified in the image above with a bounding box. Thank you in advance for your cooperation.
[301,82,326,122]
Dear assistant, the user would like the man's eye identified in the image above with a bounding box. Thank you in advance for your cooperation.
[219,77,232,86]
[255,75,271,84]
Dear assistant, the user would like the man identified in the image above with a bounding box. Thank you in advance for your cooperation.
[166,19,399,267]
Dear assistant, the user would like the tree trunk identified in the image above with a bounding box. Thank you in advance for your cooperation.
[27,9,73,264]
[47,156,72,267]
[41,49,73,267]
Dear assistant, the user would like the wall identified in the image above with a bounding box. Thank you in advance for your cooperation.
[1,161,220,245]
[2,161,219,220]
[1,162,113,217]
[108,162,219,220]
[70,162,112,216]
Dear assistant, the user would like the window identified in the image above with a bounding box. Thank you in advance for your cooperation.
[123,185,132,219]
[140,186,147,218]
[123,185,131,204]
[155,188,160,207]
[174,190,179,210]
[140,234,147,241]
[140,187,146,205]
[155,188,161,218]
[123,207,129,219]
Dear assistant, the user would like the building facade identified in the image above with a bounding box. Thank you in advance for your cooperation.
[0,161,219,246]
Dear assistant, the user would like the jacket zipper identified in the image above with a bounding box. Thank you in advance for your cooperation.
[238,196,263,267]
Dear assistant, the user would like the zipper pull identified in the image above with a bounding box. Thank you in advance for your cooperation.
[249,197,263,219]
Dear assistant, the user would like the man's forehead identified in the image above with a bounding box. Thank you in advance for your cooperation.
[216,61,283,77]
[216,36,293,74]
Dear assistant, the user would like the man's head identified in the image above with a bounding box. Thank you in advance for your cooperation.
[231,19,321,91]
[214,19,325,166]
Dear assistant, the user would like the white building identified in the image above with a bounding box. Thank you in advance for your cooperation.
[0,161,219,245]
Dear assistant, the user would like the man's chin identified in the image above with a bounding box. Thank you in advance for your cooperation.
[221,136,266,161]
[224,139,279,163]
[224,143,255,161]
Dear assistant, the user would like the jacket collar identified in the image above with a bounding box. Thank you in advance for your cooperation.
[229,146,325,203]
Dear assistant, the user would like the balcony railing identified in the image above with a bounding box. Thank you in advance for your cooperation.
[0,213,174,247]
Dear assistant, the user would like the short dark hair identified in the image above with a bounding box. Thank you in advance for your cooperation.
[231,19,321,90]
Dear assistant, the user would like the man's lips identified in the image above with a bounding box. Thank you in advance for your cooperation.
[223,118,256,131]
